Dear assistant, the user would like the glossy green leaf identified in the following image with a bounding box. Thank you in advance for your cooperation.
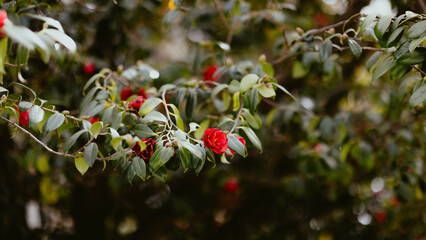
[194,119,210,140]
[240,73,259,92]
[359,14,376,36]
[186,89,197,120]
[272,83,297,103]
[18,101,32,112]
[319,40,332,62]
[43,29,76,52]
[139,97,163,116]
[179,146,191,172]
[63,130,87,153]
[149,147,174,172]
[152,167,167,182]
[372,57,395,81]
[244,109,262,129]
[394,41,410,60]
[43,113,65,132]
[409,84,426,108]
[135,124,154,138]
[258,84,276,98]
[111,137,124,151]
[28,105,44,124]
[387,26,405,47]
[240,126,262,152]
[211,84,228,99]
[227,134,247,157]
[374,15,392,41]
[366,52,382,71]
[244,87,258,114]
[262,62,274,76]
[0,37,8,77]
[84,142,98,167]
[348,39,362,59]
[75,157,89,175]
[143,111,168,123]
[133,156,147,181]
[407,21,426,39]
[408,36,426,53]
[89,121,103,136]
[179,142,203,159]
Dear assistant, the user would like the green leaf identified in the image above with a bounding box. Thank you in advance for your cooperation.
[152,167,167,182]
[169,104,184,130]
[192,153,205,175]
[84,143,98,167]
[407,21,426,39]
[18,101,32,112]
[111,137,124,151]
[111,111,123,129]
[408,36,426,54]
[240,126,262,152]
[0,86,7,94]
[127,165,136,184]
[227,134,247,157]
[29,105,44,124]
[359,14,376,36]
[194,119,210,140]
[272,83,297,103]
[179,146,191,172]
[258,84,276,98]
[0,37,8,77]
[42,29,76,52]
[394,41,410,60]
[262,62,274,76]
[189,122,200,133]
[348,39,362,59]
[81,101,106,118]
[3,24,49,52]
[26,14,64,32]
[89,121,103,136]
[63,130,87,153]
[244,87,258,114]
[135,124,154,138]
[233,92,241,111]
[244,109,262,129]
[372,57,395,81]
[139,97,163,116]
[43,113,65,132]
[397,50,426,65]
[75,157,89,175]
[409,84,426,108]
[179,142,203,159]
[390,63,410,80]
[391,14,405,31]
[319,40,332,62]
[142,111,168,123]
[9,82,37,99]
[240,73,259,92]
[133,156,147,181]
[211,84,228,99]
[366,52,383,71]
[149,147,174,172]
[374,15,392,41]
[387,26,405,47]
[185,89,197,120]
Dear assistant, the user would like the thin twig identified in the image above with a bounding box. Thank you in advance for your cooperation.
[4,62,24,67]
[0,114,130,161]
[411,65,426,75]
[229,98,244,134]
[72,125,107,154]
[212,0,229,29]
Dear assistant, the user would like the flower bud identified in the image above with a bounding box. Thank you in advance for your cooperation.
[296,27,304,34]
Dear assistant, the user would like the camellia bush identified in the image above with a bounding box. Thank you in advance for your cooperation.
[0,0,425,239]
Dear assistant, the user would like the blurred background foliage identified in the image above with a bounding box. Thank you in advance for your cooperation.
[0,0,425,239]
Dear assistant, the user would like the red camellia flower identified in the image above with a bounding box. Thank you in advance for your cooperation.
[230,136,246,155]
[15,106,29,127]
[132,138,157,162]
[83,62,95,75]
[89,117,99,124]
[224,178,239,193]
[128,96,145,111]
[203,128,228,155]
[137,88,147,99]
[203,65,220,82]
[0,10,7,29]
[120,87,133,101]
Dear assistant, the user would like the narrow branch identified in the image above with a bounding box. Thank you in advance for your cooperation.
[72,126,107,154]
[229,98,244,134]
[411,65,426,76]
[4,62,25,67]
[0,115,130,161]
[212,0,229,29]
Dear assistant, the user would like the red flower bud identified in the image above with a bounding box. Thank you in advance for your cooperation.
[128,96,145,111]
[89,117,99,124]
[83,62,95,75]
[203,128,228,155]
[15,106,29,127]
[0,10,7,29]
[132,138,156,162]
[203,65,220,82]
[224,178,239,193]
[120,87,133,101]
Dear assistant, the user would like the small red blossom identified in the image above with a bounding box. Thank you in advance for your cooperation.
[120,87,133,101]
[203,65,220,82]
[15,106,29,127]
[0,10,7,29]
[375,211,386,225]
[89,117,99,124]
[128,96,145,111]
[203,128,228,155]
[132,138,156,162]
[230,136,246,155]
[83,62,95,75]
[224,178,239,193]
